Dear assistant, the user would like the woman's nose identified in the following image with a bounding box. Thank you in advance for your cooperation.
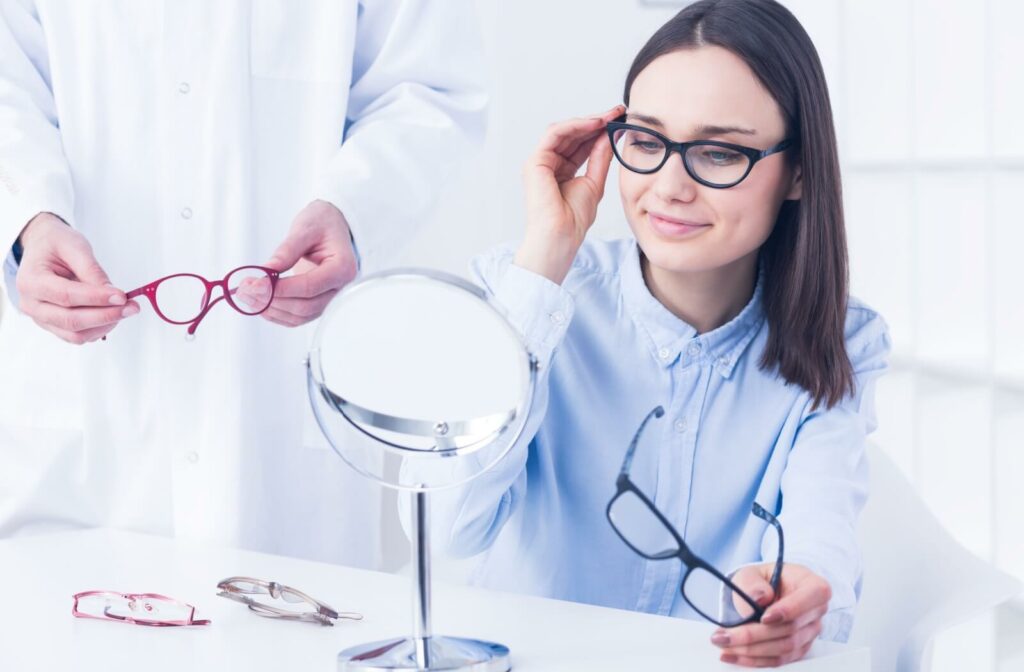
[650,150,699,204]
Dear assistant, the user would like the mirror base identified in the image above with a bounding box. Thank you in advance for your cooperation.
[338,635,510,671]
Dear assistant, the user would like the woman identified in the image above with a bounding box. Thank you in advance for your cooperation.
[421,0,889,666]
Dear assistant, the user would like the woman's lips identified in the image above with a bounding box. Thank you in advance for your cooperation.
[647,212,712,238]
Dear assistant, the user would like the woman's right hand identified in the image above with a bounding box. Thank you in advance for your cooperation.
[515,104,625,284]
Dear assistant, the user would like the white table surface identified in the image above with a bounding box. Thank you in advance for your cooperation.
[0,529,870,671]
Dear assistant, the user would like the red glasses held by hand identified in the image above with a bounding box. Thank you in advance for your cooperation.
[126,265,280,337]
[72,590,211,627]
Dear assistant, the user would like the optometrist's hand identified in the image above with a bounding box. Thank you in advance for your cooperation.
[515,104,625,285]
[14,212,137,344]
[259,200,358,327]
[711,562,832,667]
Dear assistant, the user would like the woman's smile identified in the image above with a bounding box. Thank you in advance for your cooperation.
[646,211,713,239]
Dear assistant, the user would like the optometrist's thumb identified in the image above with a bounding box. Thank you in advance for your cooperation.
[265,226,318,273]
[57,235,114,288]
[732,564,777,608]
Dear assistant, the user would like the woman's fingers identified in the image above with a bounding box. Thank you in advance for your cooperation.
[539,105,624,160]
[722,618,821,658]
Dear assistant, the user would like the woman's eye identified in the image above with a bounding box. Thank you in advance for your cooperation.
[629,140,663,153]
[700,149,742,165]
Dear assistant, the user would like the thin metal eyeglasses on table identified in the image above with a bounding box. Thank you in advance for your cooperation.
[216,576,363,626]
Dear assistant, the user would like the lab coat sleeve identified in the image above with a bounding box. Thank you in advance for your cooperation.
[759,308,892,642]
[312,0,487,274]
[0,0,76,305]
[399,245,575,558]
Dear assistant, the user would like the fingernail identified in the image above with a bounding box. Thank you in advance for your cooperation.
[109,294,126,306]
[711,633,731,647]
[721,654,738,664]
[121,304,139,318]
[750,588,767,601]
[762,609,784,624]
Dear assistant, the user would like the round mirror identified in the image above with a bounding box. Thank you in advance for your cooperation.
[307,268,536,491]
[307,268,536,671]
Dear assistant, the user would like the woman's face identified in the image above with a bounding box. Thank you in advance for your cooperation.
[619,46,801,276]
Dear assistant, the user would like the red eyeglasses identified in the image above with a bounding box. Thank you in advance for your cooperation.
[126,265,280,336]
[72,590,211,627]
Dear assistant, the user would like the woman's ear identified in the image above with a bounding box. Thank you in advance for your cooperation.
[784,163,802,201]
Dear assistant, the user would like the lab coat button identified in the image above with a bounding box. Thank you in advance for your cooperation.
[178,82,191,94]
[658,347,671,361]
[674,419,686,433]
[180,207,193,220]
[687,342,702,356]
[185,451,199,464]
[550,311,565,325]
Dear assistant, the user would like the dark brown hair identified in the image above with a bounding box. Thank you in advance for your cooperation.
[624,0,853,409]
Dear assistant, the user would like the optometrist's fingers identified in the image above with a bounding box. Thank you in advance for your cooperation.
[272,259,349,300]
[261,293,335,321]
[23,298,139,338]
[40,322,119,345]
[260,305,306,328]
[19,272,127,309]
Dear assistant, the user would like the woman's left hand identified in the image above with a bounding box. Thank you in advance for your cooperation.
[711,562,832,667]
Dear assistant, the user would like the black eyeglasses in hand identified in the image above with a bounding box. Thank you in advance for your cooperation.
[606,406,784,627]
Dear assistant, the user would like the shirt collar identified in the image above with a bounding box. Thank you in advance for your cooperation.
[619,240,765,378]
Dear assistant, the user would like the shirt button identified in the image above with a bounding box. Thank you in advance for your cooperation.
[687,342,702,357]
[178,82,191,94]
[550,311,565,325]
[658,347,671,361]
[180,207,193,220]
[185,451,199,464]
[674,419,686,433]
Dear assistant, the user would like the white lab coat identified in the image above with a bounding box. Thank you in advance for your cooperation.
[0,0,486,569]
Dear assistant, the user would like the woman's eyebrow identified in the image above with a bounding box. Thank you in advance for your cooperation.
[693,123,758,137]
[626,112,758,137]
[625,111,665,127]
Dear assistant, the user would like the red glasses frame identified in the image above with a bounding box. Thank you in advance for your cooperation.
[72,590,211,627]
[126,265,280,336]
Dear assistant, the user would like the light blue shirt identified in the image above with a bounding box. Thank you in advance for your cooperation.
[423,238,891,642]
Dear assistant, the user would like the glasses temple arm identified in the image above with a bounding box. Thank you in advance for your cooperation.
[618,406,665,478]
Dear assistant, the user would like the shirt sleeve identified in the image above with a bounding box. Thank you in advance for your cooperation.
[762,308,892,642]
[311,0,487,274]
[0,0,76,305]
[399,246,575,558]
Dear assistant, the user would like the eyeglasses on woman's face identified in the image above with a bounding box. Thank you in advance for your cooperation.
[606,114,793,189]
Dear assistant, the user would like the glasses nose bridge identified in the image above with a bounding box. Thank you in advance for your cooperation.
[654,141,701,196]
[206,278,229,302]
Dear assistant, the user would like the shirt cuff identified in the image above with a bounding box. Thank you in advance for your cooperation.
[3,249,20,310]
[490,262,574,368]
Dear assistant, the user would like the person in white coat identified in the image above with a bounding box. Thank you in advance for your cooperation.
[0,0,486,570]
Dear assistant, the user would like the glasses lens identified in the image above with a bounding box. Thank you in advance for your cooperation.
[608,490,681,558]
[227,267,274,315]
[76,593,193,624]
[228,580,267,594]
[685,144,751,187]
[682,567,759,627]
[611,127,667,172]
[154,275,208,323]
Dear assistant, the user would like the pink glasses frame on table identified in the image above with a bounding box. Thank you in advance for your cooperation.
[126,265,281,336]
[71,590,211,627]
